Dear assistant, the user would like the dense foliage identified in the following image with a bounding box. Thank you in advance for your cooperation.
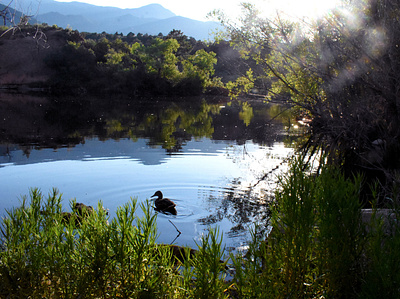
[1,161,399,298]
[233,158,400,298]
[0,21,261,97]
[43,29,219,96]
[213,0,400,206]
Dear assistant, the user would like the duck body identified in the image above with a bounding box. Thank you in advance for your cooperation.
[151,191,177,215]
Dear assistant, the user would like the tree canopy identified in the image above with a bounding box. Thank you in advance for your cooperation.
[40,29,222,96]
[214,0,400,204]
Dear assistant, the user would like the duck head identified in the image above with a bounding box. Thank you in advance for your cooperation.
[151,190,163,200]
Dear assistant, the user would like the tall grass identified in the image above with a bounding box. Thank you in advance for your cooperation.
[0,188,227,298]
[360,204,400,298]
[1,162,399,298]
[192,227,227,298]
[232,158,400,298]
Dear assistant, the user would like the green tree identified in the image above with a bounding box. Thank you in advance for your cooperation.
[93,37,110,63]
[214,0,400,201]
[182,49,217,88]
[141,37,180,79]
[166,29,195,58]
[103,39,134,71]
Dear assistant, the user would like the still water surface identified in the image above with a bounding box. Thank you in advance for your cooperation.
[0,94,297,252]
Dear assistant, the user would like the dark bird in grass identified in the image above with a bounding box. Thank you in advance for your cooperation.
[73,202,94,217]
[151,191,177,215]
[62,203,97,226]
[41,202,109,227]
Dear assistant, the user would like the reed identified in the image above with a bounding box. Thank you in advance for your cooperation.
[314,166,366,298]
[232,158,319,298]
[191,227,227,298]
[0,188,227,298]
[360,201,400,298]
[230,158,400,298]
[230,224,269,298]
[1,163,399,298]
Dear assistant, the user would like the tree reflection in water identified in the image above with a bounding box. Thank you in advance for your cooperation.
[0,94,299,242]
[198,186,272,237]
[1,94,297,150]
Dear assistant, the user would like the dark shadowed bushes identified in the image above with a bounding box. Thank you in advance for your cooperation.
[231,158,400,298]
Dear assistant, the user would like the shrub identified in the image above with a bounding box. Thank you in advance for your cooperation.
[0,188,227,298]
[1,166,399,298]
[231,158,399,298]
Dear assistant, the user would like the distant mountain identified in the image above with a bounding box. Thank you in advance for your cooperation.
[129,16,221,40]
[36,1,176,20]
[28,0,221,40]
[37,12,99,32]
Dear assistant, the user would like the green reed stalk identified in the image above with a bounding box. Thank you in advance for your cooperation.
[192,227,227,299]
[268,158,318,298]
[74,201,112,297]
[0,188,66,297]
[126,200,161,298]
[314,167,366,298]
[361,202,400,298]
[108,198,138,297]
[231,158,378,298]
[230,224,269,298]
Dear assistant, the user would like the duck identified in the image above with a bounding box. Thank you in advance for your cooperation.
[41,202,108,227]
[151,190,177,215]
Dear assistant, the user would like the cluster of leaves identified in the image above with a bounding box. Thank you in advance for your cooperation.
[83,30,266,91]
[214,0,400,204]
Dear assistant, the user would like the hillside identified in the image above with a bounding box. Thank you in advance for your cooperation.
[0,25,233,95]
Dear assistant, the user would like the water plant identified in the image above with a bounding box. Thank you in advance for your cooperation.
[1,163,399,298]
[230,158,400,298]
[192,227,227,299]
[0,188,227,298]
[360,202,400,298]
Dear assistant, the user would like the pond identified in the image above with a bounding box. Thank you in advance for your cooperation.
[0,93,299,253]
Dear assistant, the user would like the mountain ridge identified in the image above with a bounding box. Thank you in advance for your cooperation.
[37,1,176,19]
[30,1,220,39]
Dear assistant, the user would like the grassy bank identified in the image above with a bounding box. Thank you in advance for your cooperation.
[1,159,399,298]
[232,160,400,298]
